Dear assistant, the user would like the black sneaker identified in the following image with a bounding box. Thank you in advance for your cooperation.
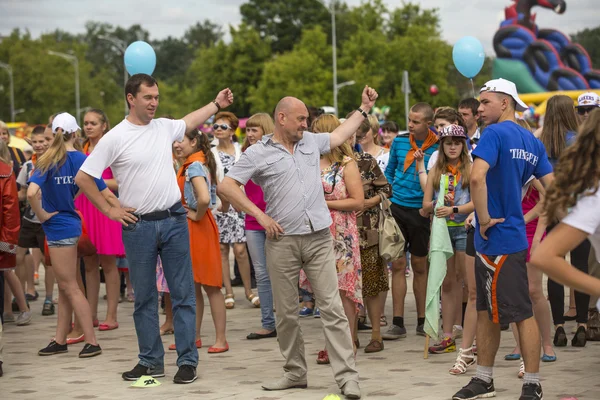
[519,383,543,400]
[553,326,567,347]
[79,343,102,358]
[122,363,166,381]
[38,340,68,356]
[452,377,496,399]
[416,324,426,337]
[173,365,197,384]
[42,300,55,316]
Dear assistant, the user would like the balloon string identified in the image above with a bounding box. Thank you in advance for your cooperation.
[470,79,475,98]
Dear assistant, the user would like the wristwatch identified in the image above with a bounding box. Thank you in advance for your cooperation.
[453,207,459,214]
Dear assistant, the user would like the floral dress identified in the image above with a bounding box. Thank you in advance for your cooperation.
[215,151,246,244]
[299,156,362,305]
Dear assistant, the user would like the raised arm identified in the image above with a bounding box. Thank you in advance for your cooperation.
[329,86,378,149]
[182,89,234,134]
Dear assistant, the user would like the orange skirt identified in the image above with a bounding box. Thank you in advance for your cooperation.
[189,211,222,287]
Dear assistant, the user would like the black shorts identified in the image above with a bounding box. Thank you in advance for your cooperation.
[390,204,430,257]
[475,250,532,324]
[466,227,476,257]
[18,218,45,250]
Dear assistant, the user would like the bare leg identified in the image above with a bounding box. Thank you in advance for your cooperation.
[204,285,228,347]
[441,255,459,336]
[15,247,28,293]
[564,288,576,318]
[5,271,28,312]
[44,263,55,300]
[459,254,477,350]
[220,244,233,296]
[32,249,43,281]
[68,261,86,339]
[195,284,204,340]
[516,317,541,373]
[365,293,384,341]
[161,293,173,333]
[233,243,253,299]
[24,254,35,296]
[411,255,428,318]
[99,255,119,325]
[83,255,100,322]
[51,247,97,345]
[527,263,554,356]
[390,257,407,318]
[475,311,501,367]
[340,291,358,351]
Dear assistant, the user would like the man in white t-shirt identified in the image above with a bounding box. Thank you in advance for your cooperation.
[75,73,233,384]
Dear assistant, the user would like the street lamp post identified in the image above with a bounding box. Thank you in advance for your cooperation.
[98,35,129,117]
[48,51,80,125]
[0,62,15,122]
[329,2,339,117]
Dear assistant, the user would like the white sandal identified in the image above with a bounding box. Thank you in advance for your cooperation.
[247,293,260,308]
[449,347,476,375]
[518,359,525,379]
[225,294,235,310]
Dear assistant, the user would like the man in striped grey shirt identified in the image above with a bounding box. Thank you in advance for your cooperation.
[218,86,378,399]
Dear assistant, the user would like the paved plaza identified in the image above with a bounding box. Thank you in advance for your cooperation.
[2,273,599,400]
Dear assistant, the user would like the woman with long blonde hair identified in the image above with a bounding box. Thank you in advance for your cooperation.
[242,113,278,340]
[531,108,600,340]
[301,114,364,364]
[28,113,118,358]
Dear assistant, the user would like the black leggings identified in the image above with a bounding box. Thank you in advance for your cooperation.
[547,232,591,325]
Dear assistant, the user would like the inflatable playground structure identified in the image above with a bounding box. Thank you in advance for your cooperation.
[491,0,600,116]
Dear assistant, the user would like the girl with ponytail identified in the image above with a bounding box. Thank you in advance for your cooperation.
[27,113,119,358]
[531,109,600,340]
[172,128,228,353]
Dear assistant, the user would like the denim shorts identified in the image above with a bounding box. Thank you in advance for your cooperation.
[47,236,79,248]
[447,225,467,252]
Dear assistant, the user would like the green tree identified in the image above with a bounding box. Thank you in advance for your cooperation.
[249,27,332,113]
[188,24,272,117]
[571,26,600,68]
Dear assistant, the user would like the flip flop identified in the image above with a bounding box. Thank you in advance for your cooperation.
[504,353,521,361]
[208,342,229,354]
[160,328,174,336]
[98,322,119,331]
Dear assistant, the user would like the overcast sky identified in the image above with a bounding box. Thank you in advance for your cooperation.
[1,0,598,54]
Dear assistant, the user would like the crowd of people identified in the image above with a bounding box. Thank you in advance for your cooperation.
[0,74,600,400]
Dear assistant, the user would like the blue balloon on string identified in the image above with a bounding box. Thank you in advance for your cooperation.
[452,36,485,79]
[124,41,156,75]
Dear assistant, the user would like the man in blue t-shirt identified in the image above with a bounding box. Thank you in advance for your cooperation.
[383,102,438,339]
[452,79,553,400]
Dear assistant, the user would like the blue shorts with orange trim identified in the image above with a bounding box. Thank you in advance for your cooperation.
[475,250,532,324]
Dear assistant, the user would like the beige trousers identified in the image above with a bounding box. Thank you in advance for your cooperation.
[265,228,359,388]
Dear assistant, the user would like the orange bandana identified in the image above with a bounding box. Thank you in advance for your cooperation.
[403,129,438,172]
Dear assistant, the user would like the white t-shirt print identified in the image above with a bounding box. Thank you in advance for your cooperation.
[562,188,600,263]
[80,118,186,214]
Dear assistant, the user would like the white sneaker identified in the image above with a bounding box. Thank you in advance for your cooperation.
[16,311,32,326]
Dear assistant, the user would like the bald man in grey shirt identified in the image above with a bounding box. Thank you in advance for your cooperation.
[219,88,378,399]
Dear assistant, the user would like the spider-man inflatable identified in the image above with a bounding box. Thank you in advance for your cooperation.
[493,0,600,92]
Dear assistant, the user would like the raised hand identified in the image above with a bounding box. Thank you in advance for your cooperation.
[360,86,378,111]
[215,88,234,109]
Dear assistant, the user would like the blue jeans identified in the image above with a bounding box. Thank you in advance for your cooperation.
[246,229,275,331]
[122,209,198,368]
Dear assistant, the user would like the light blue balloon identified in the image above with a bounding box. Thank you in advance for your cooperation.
[452,36,485,79]
[124,41,157,76]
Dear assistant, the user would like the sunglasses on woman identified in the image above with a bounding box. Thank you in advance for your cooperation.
[213,124,231,131]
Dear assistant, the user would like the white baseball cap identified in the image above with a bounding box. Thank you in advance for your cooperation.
[51,112,80,134]
[480,78,528,112]
[577,92,600,108]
